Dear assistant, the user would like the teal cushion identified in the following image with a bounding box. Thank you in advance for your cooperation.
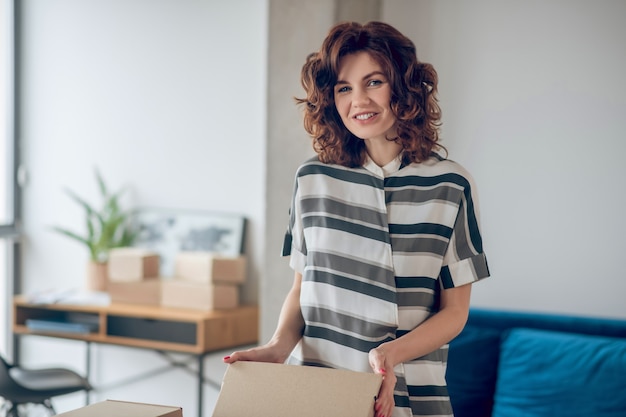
[493,328,626,417]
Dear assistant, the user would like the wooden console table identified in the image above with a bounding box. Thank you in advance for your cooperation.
[12,295,259,417]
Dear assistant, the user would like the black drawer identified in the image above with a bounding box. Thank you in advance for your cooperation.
[107,315,197,345]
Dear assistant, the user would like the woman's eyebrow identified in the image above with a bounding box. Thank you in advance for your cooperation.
[362,71,385,80]
[335,71,385,85]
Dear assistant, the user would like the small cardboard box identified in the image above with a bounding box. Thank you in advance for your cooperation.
[174,252,246,284]
[56,400,182,417]
[212,361,382,417]
[108,248,160,282]
[161,279,238,310]
[108,280,162,306]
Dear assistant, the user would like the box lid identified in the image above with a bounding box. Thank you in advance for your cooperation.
[56,400,182,417]
[212,361,382,417]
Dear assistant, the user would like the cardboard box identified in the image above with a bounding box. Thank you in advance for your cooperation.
[174,252,246,284]
[161,279,238,310]
[108,248,160,282]
[108,280,162,306]
[212,361,382,417]
[57,400,182,417]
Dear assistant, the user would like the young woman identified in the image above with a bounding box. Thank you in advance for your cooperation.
[225,21,490,417]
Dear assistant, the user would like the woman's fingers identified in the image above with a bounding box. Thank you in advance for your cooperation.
[375,373,396,417]
[222,344,284,364]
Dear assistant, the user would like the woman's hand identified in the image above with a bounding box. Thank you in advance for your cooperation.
[222,341,288,364]
[369,346,397,417]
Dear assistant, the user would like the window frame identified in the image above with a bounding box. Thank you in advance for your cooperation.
[0,0,21,360]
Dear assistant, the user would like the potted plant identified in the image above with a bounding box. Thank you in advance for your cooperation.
[52,169,137,291]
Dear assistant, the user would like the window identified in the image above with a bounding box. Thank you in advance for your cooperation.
[0,241,8,354]
[0,0,18,357]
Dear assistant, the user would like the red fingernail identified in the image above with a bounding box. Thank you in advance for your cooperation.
[379,368,386,374]
[223,356,231,360]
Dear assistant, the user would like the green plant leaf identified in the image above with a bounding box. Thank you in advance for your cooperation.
[95,168,108,198]
[64,188,96,216]
[51,169,137,262]
[51,226,89,245]
[51,226,99,261]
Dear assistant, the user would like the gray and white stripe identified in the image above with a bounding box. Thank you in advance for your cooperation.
[284,154,490,417]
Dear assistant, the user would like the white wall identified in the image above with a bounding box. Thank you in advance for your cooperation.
[18,0,267,415]
[383,0,626,319]
[20,0,267,304]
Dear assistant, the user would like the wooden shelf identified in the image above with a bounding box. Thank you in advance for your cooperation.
[13,295,259,354]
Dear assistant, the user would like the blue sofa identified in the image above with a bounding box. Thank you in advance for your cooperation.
[446,308,626,417]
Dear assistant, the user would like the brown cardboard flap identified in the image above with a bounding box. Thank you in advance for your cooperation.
[56,400,182,417]
[212,361,382,417]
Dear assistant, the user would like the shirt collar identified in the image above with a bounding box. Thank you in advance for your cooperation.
[363,153,402,178]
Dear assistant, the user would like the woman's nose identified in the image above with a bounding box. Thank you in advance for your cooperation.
[352,89,371,106]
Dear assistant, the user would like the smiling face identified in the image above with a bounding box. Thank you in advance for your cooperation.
[334,52,397,144]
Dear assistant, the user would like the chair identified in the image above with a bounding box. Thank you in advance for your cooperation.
[0,355,91,416]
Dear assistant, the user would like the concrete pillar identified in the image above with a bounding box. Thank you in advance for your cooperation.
[262,0,381,342]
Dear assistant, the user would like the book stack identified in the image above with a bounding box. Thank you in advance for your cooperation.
[107,247,162,305]
[161,252,246,310]
[26,312,100,334]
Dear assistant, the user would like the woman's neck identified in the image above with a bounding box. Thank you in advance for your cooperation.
[365,139,403,167]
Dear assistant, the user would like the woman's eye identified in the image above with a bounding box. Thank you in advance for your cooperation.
[368,79,383,87]
[336,86,350,93]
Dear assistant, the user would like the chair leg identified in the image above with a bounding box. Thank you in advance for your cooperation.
[6,403,19,417]
[42,399,56,416]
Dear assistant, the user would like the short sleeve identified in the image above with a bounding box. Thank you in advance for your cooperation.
[440,172,490,288]
[281,172,307,274]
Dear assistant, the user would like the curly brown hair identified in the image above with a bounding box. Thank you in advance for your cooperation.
[296,21,444,167]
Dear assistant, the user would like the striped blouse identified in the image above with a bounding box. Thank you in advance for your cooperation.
[282,153,490,417]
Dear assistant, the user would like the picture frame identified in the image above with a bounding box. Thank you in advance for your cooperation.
[132,207,246,277]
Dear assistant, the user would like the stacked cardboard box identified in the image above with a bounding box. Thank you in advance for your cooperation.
[57,400,182,417]
[161,252,246,310]
[107,248,162,305]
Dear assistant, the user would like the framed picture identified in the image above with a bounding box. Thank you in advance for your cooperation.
[132,208,246,277]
